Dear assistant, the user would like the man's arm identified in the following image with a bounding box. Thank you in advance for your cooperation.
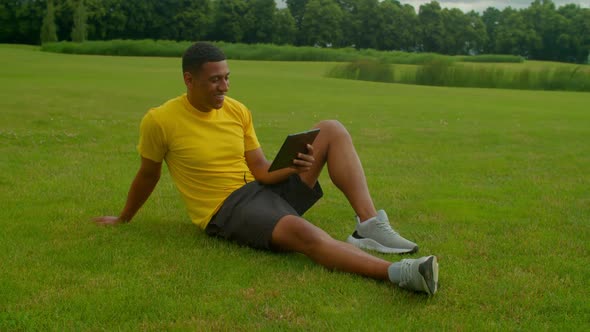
[245,145,314,185]
[93,157,162,225]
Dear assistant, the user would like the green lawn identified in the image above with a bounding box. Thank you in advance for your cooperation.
[1,44,589,330]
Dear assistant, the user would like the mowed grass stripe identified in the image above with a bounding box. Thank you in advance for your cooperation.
[1,45,589,330]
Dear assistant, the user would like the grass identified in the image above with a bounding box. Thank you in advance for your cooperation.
[1,44,589,330]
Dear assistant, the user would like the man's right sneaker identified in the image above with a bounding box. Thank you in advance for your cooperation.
[393,255,439,295]
[347,210,418,254]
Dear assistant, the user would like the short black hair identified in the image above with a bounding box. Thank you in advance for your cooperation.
[182,42,226,74]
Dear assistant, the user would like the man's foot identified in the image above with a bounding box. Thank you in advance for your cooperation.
[390,255,439,295]
[346,210,418,254]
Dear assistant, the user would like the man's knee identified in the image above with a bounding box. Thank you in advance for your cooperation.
[314,120,351,141]
[272,216,331,253]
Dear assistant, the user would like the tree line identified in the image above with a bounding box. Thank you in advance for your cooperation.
[1,0,589,63]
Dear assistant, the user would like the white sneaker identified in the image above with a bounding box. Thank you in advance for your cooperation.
[346,210,418,254]
[396,256,439,295]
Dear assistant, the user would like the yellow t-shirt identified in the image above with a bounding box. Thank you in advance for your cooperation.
[138,94,260,228]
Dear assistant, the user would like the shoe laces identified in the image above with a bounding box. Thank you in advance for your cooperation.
[398,259,414,288]
[374,218,399,236]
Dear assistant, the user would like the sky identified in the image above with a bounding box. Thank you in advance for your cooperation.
[398,0,590,13]
[276,0,590,13]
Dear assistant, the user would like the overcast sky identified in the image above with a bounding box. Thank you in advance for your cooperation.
[398,0,589,12]
[276,1,590,13]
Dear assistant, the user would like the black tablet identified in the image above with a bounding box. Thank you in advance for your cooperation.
[268,128,321,172]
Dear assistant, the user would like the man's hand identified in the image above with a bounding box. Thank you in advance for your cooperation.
[291,144,315,174]
[92,216,127,225]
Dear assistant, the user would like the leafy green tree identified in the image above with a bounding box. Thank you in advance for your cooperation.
[300,0,343,47]
[439,8,487,55]
[273,8,296,45]
[0,1,16,43]
[522,0,567,61]
[557,5,590,63]
[85,0,127,40]
[482,7,502,53]
[377,0,418,51]
[286,0,309,30]
[41,0,59,43]
[440,8,466,54]
[210,0,248,43]
[418,1,445,53]
[345,0,381,49]
[243,0,276,44]
[71,0,87,42]
[494,8,540,57]
[174,0,212,41]
[465,11,488,55]
[118,0,153,39]
[9,0,45,44]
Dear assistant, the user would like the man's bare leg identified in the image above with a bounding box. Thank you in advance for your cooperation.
[271,215,439,295]
[298,120,418,254]
[271,215,389,280]
[298,120,376,222]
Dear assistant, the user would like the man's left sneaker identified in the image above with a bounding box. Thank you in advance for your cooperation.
[392,255,439,295]
[346,210,418,254]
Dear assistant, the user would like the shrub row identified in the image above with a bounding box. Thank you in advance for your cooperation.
[457,54,524,63]
[40,39,524,64]
[327,60,590,92]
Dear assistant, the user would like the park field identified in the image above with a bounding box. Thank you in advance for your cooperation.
[1,44,589,330]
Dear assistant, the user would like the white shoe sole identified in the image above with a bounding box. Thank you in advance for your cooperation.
[418,256,439,295]
[347,236,418,254]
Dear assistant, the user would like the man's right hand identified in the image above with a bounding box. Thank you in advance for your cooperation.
[92,157,162,227]
[92,216,127,225]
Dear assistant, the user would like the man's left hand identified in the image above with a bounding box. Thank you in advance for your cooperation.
[291,144,315,174]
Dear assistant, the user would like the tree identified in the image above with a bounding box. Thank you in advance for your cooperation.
[243,0,276,44]
[210,0,248,42]
[41,0,58,43]
[482,7,502,53]
[494,8,540,57]
[418,1,445,53]
[558,5,590,63]
[273,8,296,45]
[300,0,343,47]
[343,0,381,49]
[174,0,212,41]
[71,0,87,42]
[286,0,309,31]
[377,0,418,51]
[465,11,488,55]
[112,0,148,39]
[439,8,487,55]
[85,0,127,40]
[522,0,567,61]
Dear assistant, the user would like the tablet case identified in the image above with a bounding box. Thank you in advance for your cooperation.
[268,128,321,172]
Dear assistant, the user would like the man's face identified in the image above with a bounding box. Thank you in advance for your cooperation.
[184,60,230,112]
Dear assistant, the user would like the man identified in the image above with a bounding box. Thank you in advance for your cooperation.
[94,42,439,295]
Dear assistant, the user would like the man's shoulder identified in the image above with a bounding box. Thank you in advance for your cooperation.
[149,94,185,115]
[223,96,251,116]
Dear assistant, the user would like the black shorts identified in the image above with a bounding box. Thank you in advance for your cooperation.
[205,174,323,250]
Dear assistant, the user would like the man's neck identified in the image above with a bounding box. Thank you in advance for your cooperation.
[186,93,212,113]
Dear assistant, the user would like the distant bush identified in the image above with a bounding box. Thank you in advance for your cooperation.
[415,58,454,86]
[41,39,523,65]
[457,54,525,63]
[327,59,394,83]
[41,39,190,57]
[328,60,590,92]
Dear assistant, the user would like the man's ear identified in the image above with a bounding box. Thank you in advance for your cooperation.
[183,72,193,88]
